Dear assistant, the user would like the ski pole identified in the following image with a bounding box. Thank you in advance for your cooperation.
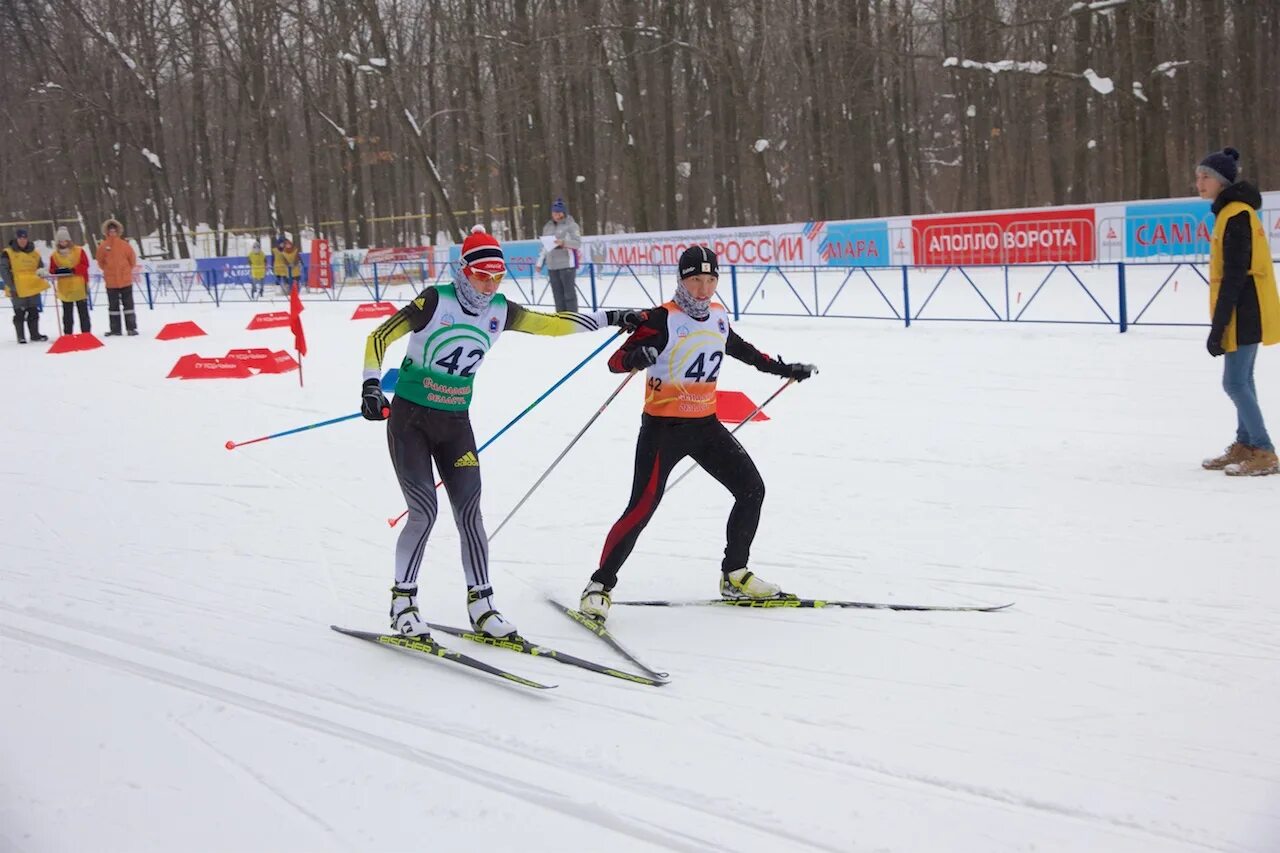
[387,329,625,527]
[487,370,638,543]
[225,408,386,450]
[664,378,796,493]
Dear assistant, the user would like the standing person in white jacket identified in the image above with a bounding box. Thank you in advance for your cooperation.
[539,196,582,312]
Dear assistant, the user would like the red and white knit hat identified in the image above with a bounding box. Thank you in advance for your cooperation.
[460,225,506,275]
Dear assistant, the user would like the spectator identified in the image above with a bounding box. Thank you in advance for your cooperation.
[540,196,582,312]
[1197,147,1280,477]
[247,242,267,299]
[95,218,139,336]
[1,228,50,343]
[49,226,91,335]
[272,236,302,295]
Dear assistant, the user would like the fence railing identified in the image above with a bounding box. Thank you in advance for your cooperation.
[69,260,1242,332]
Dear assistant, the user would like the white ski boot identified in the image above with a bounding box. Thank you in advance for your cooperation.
[467,585,518,639]
[720,568,784,600]
[389,584,431,637]
[579,581,612,622]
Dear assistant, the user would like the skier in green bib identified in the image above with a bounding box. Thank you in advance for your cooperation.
[361,225,643,639]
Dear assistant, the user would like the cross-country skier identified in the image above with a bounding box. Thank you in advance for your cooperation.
[361,225,643,640]
[579,245,817,622]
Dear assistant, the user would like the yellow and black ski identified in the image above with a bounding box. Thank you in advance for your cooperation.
[330,625,555,690]
[546,598,669,683]
[613,597,1014,613]
[426,623,665,687]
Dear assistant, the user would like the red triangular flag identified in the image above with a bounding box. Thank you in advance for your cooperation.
[289,283,307,357]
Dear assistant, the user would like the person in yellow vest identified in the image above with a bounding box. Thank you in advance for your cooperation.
[49,227,91,334]
[1197,147,1280,476]
[0,228,50,344]
[247,242,267,299]
[272,236,302,295]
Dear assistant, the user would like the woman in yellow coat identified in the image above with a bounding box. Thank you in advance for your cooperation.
[247,243,267,299]
[272,236,302,295]
[49,227,91,334]
[1197,147,1280,476]
[1,228,50,343]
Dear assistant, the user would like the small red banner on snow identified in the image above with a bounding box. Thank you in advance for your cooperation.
[155,321,207,340]
[47,333,104,354]
[352,302,399,320]
[167,354,254,380]
[716,390,770,424]
[246,311,291,330]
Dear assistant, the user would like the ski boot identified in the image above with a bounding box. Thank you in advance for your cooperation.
[579,581,612,622]
[720,568,786,600]
[467,585,518,639]
[389,584,431,637]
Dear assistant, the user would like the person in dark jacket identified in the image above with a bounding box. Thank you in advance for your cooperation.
[1197,148,1280,476]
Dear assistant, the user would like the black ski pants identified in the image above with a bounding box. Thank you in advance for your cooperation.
[594,413,765,588]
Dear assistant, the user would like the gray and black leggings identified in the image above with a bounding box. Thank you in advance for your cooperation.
[387,395,488,589]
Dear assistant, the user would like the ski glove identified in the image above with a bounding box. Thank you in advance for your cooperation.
[361,378,391,420]
[1206,331,1226,358]
[607,308,648,332]
[622,346,660,371]
[767,355,817,382]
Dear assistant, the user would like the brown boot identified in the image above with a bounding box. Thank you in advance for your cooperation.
[1202,442,1251,470]
[1224,447,1280,477]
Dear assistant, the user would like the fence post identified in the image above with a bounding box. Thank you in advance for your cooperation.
[901,265,911,327]
[145,272,154,309]
[589,263,598,311]
[212,269,220,307]
[1003,265,1011,321]
[1117,262,1128,333]
[373,263,381,302]
[730,264,740,321]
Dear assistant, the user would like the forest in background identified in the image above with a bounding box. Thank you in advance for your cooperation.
[1,0,1276,256]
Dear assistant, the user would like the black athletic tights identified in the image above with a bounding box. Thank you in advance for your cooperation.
[594,413,765,588]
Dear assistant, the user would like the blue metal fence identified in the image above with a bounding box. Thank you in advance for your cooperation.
[86,259,1239,332]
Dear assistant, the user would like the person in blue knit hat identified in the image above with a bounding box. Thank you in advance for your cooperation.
[1197,147,1280,476]
[538,196,582,312]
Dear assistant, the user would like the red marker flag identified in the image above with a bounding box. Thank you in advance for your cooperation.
[289,282,307,386]
[289,282,307,357]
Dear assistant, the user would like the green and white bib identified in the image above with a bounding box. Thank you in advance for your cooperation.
[394,285,508,410]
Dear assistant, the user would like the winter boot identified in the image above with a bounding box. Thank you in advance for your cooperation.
[720,568,785,600]
[1224,447,1280,477]
[466,585,518,639]
[1203,442,1252,470]
[25,312,46,342]
[389,584,431,637]
[14,314,25,344]
[579,581,612,622]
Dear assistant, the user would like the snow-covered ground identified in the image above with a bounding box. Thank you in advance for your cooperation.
[2,295,1277,853]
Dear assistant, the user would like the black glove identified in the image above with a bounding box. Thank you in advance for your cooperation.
[1206,331,1226,358]
[767,355,817,382]
[608,308,648,332]
[54,266,72,276]
[361,378,390,420]
[622,346,659,371]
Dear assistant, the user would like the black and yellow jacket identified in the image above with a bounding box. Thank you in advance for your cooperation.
[1209,181,1280,351]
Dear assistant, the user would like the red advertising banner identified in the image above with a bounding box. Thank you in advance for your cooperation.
[911,208,1096,265]
[308,239,333,288]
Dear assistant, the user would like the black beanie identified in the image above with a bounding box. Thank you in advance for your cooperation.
[1198,147,1240,185]
[678,245,719,279]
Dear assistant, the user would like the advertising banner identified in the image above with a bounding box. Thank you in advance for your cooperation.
[1124,200,1212,258]
[911,208,1096,265]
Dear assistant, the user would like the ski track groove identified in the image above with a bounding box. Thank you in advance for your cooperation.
[0,608,847,853]
[170,715,344,845]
